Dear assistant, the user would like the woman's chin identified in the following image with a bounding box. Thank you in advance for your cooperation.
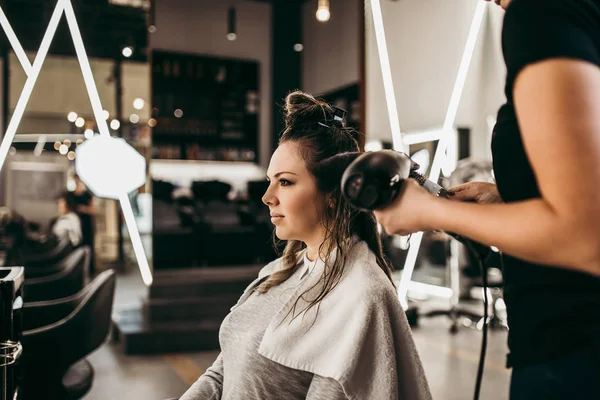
[274,227,297,242]
[274,227,287,241]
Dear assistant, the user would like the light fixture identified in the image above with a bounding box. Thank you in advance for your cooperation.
[33,134,47,157]
[174,109,183,118]
[393,1,488,308]
[148,118,157,127]
[129,114,140,124]
[8,147,16,156]
[84,129,94,139]
[103,110,109,120]
[293,43,304,52]
[110,119,121,130]
[148,25,156,34]
[64,139,72,147]
[76,139,83,146]
[54,141,61,150]
[227,7,237,41]
[75,117,85,127]
[316,0,330,22]
[67,151,75,160]
[67,111,78,122]
[59,144,68,155]
[133,98,144,110]
[122,46,133,58]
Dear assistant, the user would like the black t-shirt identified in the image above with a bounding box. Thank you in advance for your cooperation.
[73,190,94,244]
[492,0,600,367]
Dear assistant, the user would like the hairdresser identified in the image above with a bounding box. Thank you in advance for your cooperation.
[374,0,600,398]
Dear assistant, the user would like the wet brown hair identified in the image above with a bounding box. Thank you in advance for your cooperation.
[257,90,394,319]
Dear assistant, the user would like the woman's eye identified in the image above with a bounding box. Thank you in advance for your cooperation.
[279,179,292,186]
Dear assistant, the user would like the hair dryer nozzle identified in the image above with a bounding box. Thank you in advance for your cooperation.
[341,150,413,211]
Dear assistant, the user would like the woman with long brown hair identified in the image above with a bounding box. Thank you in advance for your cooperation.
[180,91,430,400]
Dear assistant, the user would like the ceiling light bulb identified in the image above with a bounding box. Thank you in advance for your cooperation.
[67,112,78,122]
[75,117,85,127]
[122,46,133,58]
[316,0,331,23]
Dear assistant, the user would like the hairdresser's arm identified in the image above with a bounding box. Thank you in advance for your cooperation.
[376,59,600,277]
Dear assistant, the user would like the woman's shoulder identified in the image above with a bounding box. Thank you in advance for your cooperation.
[337,241,398,305]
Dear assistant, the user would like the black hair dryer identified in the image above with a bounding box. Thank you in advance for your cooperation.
[341,150,413,211]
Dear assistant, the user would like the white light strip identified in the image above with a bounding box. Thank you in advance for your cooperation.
[402,128,443,146]
[33,134,47,156]
[120,193,153,285]
[63,0,110,138]
[14,133,83,142]
[0,7,32,76]
[408,281,453,299]
[397,2,487,304]
[369,0,403,150]
[428,1,486,184]
[0,0,65,171]
[397,231,422,310]
[63,0,151,284]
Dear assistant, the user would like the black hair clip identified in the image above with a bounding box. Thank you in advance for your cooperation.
[318,105,348,128]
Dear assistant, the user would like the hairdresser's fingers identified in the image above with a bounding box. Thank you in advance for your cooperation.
[449,188,482,202]
[447,182,476,193]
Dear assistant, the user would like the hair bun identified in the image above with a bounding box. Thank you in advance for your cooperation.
[283,90,333,129]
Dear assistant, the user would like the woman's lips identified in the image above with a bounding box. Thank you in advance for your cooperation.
[271,216,284,224]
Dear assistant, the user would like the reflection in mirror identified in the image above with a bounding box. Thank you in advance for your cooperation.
[0,1,150,281]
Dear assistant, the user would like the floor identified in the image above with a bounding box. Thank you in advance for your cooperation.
[85,266,511,400]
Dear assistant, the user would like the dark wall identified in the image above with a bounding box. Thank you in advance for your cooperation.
[271,1,302,151]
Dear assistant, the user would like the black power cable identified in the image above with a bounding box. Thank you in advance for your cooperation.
[461,240,490,400]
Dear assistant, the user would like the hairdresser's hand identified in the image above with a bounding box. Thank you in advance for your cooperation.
[447,182,502,204]
[373,179,434,236]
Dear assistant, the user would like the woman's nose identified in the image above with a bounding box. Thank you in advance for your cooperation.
[262,186,276,206]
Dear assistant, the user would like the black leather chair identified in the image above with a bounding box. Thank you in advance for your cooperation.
[22,237,74,269]
[20,269,117,400]
[23,246,90,302]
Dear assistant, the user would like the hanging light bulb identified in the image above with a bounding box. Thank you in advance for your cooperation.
[316,0,330,22]
[122,46,133,58]
[227,7,237,41]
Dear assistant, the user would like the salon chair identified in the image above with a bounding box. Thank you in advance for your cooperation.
[20,269,116,400]
[23,246,90,302]
[22,237,74,269]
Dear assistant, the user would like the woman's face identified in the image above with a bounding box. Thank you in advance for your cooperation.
[485,0,512,10]
[263,141,327,246]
